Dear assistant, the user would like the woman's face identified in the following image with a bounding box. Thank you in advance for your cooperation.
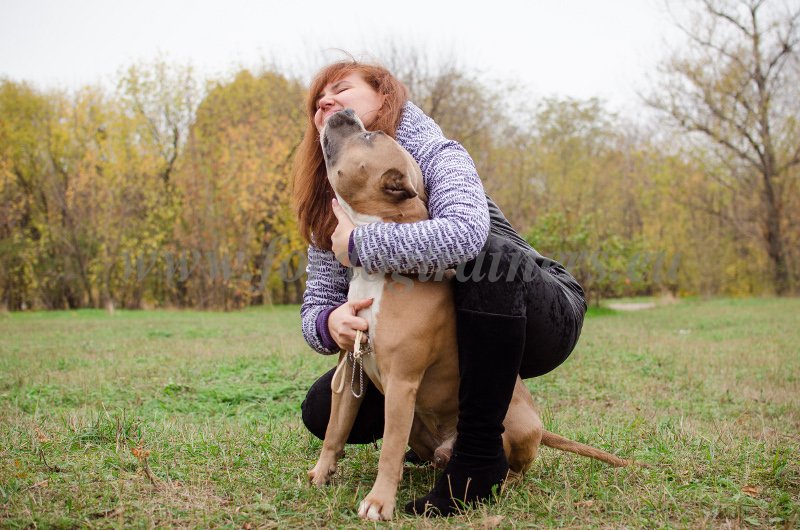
[314,73,385,133]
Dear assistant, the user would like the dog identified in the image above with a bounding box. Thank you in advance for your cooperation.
[307,109,631,521]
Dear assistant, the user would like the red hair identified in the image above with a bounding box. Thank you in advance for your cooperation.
[292,60,409,249]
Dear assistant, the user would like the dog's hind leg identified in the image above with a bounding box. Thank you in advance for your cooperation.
[502,379,544,481]
[408,415,436,464]
[308,352,365,486]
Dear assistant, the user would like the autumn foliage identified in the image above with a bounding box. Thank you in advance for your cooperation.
[1,1,798,309]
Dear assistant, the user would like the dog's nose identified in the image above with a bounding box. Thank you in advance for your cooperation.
[326,109,360,129]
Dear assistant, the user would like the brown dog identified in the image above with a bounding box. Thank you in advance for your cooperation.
[307,109,630,521]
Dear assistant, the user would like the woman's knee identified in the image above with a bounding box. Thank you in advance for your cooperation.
[518,284,585,379]
[301,368,336,441]
[300,367,386,444]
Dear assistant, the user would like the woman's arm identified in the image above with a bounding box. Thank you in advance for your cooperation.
[350,102,490,274]
[301,244,350,354]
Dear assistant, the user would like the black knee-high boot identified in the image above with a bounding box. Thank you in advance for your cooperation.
[406,308,527,516]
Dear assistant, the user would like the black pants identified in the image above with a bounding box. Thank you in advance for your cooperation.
[301,219,587,443]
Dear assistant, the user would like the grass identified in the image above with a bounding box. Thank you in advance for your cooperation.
[0,298,798,528]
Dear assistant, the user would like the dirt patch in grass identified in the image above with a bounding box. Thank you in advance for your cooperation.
[606,302,658,311]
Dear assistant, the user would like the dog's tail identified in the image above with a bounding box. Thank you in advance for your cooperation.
[540,430,645,468]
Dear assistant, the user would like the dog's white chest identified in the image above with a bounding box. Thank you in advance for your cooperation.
[349,268,385,391]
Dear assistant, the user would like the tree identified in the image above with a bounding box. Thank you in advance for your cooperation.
[0,80,51,309]
[647,0,800,294]
[118,60,199,189]
[116,60,201,307]
[376,46,508,173]
[173,69,306,308]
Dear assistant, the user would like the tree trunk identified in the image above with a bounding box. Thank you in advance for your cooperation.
[762,172,789,294]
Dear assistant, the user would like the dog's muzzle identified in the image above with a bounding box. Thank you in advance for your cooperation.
[322,109,365,168]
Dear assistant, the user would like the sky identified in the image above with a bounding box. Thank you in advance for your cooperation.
[0,0,687,116]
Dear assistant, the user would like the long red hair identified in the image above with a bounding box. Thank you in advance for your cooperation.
[292,60,409,249]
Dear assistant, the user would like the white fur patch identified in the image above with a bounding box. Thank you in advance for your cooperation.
[335,193,381,226]
[367,505,382,521]
[348,267,384,390]
[337,194,384,389]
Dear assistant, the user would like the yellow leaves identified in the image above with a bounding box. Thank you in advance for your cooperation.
[167,69,306,305]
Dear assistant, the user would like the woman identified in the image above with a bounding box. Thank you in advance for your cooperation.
[294,60,587,516]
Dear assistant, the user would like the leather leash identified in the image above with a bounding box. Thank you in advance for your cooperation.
[331,329,373,398]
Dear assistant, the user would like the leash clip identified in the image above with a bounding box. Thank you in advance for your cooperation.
[349,330,373,398]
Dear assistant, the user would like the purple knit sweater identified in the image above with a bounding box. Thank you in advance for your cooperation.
[300,101,490,354]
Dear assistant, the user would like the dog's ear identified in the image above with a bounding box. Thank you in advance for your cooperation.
[380,169,418,201]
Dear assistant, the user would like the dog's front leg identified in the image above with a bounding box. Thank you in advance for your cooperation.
[357,375,420,521]
[308,353,364,486]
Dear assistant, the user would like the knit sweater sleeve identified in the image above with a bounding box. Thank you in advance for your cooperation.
[350,102,490,274]
[300,243,349,354]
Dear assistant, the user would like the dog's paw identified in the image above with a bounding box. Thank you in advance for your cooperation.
[307,461,336,486]
[357,493,395,521]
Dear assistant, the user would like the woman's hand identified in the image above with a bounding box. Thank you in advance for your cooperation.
[328,298,374,351]
[331,199,355,266]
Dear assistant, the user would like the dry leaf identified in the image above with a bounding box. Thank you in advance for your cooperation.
[131,446,151,461]
[35,427,50,443]
[89,506,124,519]
[575,500,595,508]
[29,479,48,489]
[742,485,761,497]
[481,515,504,528]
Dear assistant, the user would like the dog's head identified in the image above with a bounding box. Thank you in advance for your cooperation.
[322,109,427,224]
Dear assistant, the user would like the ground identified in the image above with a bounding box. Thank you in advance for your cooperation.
[0,297,798,528]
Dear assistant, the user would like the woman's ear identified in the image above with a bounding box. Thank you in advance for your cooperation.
[371,94,387,127]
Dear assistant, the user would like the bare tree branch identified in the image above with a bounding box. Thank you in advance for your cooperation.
[702,0,753,37]
[776,143,800,174]
[650,0,798,293]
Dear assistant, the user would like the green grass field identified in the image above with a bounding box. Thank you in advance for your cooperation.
[1,298,798,528]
